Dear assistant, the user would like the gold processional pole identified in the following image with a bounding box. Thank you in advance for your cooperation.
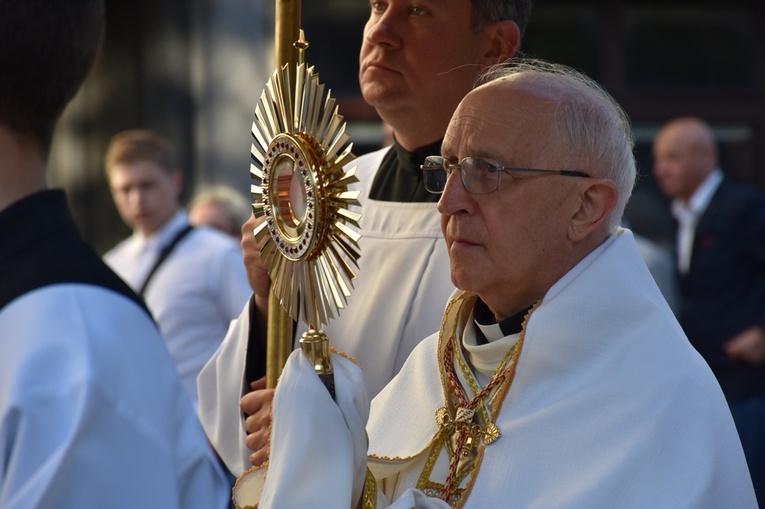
[265,0,301,390]
[233,1,361,506]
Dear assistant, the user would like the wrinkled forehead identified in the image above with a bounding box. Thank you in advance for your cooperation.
[443,77,562,166]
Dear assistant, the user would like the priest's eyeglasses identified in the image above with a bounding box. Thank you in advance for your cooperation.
[421,155,591,195]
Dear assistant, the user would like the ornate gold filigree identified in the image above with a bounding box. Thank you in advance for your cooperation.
[250,62,361,330]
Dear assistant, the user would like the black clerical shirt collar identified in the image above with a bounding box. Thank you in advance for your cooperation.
[473,298,530,345]
[369,138,442,202]
[0,190,151,317]
[393,138,443,177]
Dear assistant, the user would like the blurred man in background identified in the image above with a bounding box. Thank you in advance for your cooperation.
[654,116,765,503]
[189,184,251,239]
[104,129,251,406]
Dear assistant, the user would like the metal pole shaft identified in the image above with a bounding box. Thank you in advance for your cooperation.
[274,0,300,71]
[265,0,301,389]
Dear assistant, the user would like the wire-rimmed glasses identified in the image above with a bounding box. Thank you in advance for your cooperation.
[421,155,591,195]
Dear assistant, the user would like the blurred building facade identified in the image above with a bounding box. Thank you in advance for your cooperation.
[50,0,765,253]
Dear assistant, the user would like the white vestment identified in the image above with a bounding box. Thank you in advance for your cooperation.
[249,230,757,508]
[198,147,455,475]
[0,286,229,509]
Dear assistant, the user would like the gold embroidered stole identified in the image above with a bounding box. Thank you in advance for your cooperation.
[416,292,535,507]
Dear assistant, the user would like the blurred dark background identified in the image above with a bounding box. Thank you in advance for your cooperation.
[51,0,765,253]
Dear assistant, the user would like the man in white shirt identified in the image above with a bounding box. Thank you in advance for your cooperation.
[104,130,251,405]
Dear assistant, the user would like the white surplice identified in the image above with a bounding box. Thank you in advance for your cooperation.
[198,146,455,476]
[0,286,229,509]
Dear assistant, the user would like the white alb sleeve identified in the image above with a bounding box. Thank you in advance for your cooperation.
[259,349,370,509]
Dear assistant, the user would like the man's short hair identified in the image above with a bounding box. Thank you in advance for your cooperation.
[479,59,636,231]
[104,129,178,179]
[471,0,532,35]
[0,0,104,150]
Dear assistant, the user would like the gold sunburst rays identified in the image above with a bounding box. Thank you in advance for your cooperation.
[249,62,361,330]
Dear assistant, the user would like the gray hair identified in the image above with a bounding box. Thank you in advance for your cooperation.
[479,60,636,231]
[189,185,252,235]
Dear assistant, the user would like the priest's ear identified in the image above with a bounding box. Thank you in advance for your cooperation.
[480,20,521,65]
[568,179,618,242]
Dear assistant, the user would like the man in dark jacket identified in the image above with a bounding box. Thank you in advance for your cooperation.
[653,116,765,503]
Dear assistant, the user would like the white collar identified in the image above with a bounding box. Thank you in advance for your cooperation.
[134,210,188,248]
[672,169,723,220]
[476,321,505,343]
[463,320,520,379]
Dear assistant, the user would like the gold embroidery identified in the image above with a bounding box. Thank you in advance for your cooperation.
[360,468,377,509]
[417,432,464,505]
[416,294,540,507]
[330,347,363,369]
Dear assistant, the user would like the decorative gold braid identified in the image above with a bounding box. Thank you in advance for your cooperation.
[416,292,472,503]
[330,346,363,369]
[436,291,473,397]
[452,328,520,426]
[486,302,539,414]
[439,334,520,500]
[418,295,540,508]
[416,429,455,499]
[450,301,540,508]
[360,467,378,509]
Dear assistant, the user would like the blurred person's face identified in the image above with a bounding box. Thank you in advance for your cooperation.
[359,0,518,144]
[437,78,589,320]
[189,200,236,237]
[652,122,715,202]
[108,160,181,235]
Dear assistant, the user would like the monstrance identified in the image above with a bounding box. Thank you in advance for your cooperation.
[251,53,361,391]
[232,40,361,509]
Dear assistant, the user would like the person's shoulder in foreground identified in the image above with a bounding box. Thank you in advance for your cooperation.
[0,278,229,508]
[0,1,228,507]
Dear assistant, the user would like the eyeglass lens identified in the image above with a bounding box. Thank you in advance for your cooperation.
[423,156,497,194]
[423,157,448,193]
